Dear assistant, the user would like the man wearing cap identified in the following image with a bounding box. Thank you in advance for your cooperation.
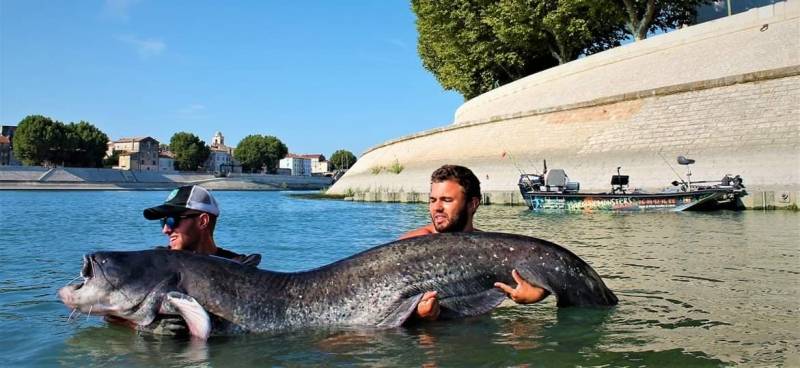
[106,185,260,335]
[143,184,260,266]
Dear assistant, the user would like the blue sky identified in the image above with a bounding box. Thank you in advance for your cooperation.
[0,0,463,157]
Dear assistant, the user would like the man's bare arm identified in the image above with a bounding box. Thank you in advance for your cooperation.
[494,269,550,304]
[398,225,436,240]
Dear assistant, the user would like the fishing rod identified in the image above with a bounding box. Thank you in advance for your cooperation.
[524,154,542,175]
[658,151,686,185]
[503,149,537,190]
[502,149,527,176]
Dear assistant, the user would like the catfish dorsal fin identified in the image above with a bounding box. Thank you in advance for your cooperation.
[164,291,211,340]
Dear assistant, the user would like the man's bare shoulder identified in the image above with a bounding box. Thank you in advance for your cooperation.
[398,225,436,240]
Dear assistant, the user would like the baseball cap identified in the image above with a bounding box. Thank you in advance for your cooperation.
[143,185,220,220]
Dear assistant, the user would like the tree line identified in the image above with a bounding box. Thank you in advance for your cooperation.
[412,0,707,99]
[13,115,109,167]
[11,114,357,173]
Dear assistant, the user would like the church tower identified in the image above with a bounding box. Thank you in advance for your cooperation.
[212,131,224,147]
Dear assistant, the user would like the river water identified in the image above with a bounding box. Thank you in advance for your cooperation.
[0,190,797,366]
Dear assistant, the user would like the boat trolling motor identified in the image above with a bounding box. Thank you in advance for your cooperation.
[677,156,695,190]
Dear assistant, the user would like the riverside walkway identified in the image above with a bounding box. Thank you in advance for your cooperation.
[0,166,331,191]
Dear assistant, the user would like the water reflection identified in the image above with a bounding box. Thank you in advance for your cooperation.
[53,301,728,367]
[1,191,797,366]
[57,326,210,367]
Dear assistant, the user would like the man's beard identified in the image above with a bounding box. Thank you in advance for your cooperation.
[432,205,470,233]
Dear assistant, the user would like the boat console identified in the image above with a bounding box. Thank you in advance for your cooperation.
[517,165,579,193]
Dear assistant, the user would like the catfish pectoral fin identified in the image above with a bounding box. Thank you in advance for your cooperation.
[438,288,507,319]
[164,292,211,340]
[376,293,424,328]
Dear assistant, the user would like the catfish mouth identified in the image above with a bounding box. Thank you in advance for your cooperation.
[58,254,113,313]
[73,255,94,291]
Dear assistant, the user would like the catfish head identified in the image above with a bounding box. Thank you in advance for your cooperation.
[58,250,181,327]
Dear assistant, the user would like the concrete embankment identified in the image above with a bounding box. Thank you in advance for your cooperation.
[0,166,332,191]
[328,2,800,209]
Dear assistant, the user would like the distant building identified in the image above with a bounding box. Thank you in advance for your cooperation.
[696,0,784,23]
[279,155,312,176]
[0,135,11,165]
[110,136,159,171]
[158,150,176,172]
[0,125,16,138]
[204,131,241,174]
[275,168,292,175]
[0,125,21,166]
[285,153,329,174]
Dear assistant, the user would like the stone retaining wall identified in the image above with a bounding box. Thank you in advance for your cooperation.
[328,2,800,209]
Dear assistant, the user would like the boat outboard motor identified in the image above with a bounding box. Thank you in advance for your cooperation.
[733,175,744,189]
[726,174,745,189]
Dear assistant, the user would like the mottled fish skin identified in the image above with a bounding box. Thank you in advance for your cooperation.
[80,232,618,334]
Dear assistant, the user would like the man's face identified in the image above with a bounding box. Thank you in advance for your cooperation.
[429,180,475,233]
[161,213,202,251]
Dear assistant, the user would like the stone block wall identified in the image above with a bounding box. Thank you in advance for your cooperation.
[328,1,799,209]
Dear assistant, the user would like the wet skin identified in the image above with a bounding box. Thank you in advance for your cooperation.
[403,180,550,319]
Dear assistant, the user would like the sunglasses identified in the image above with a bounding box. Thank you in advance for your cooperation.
[160,213,201,229]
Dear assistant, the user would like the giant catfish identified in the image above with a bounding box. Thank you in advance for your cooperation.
[58,232,618,339]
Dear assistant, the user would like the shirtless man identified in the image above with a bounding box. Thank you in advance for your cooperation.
[400,165,550,320]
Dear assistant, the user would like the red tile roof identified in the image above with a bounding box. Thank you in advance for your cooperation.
[285,153,325,160]
[113,136,157,143]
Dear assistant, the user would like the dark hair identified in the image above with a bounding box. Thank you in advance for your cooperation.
[431,165,481,200]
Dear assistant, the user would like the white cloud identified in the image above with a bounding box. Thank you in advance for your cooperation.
[102,0,141,21]
[116,35,166,59]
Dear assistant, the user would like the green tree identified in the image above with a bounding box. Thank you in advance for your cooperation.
[618,0,706,41]
[485,0,626,65]
[103,150,120,168]
[169,132,211,171]
[329,149,357,170]
[414,0,703,98]
[413,0,626,99]
[13,115,66,166]
[13,115,110,167]
[234,135,288,173]
[414,0,554,100]
[64,121,109,167]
